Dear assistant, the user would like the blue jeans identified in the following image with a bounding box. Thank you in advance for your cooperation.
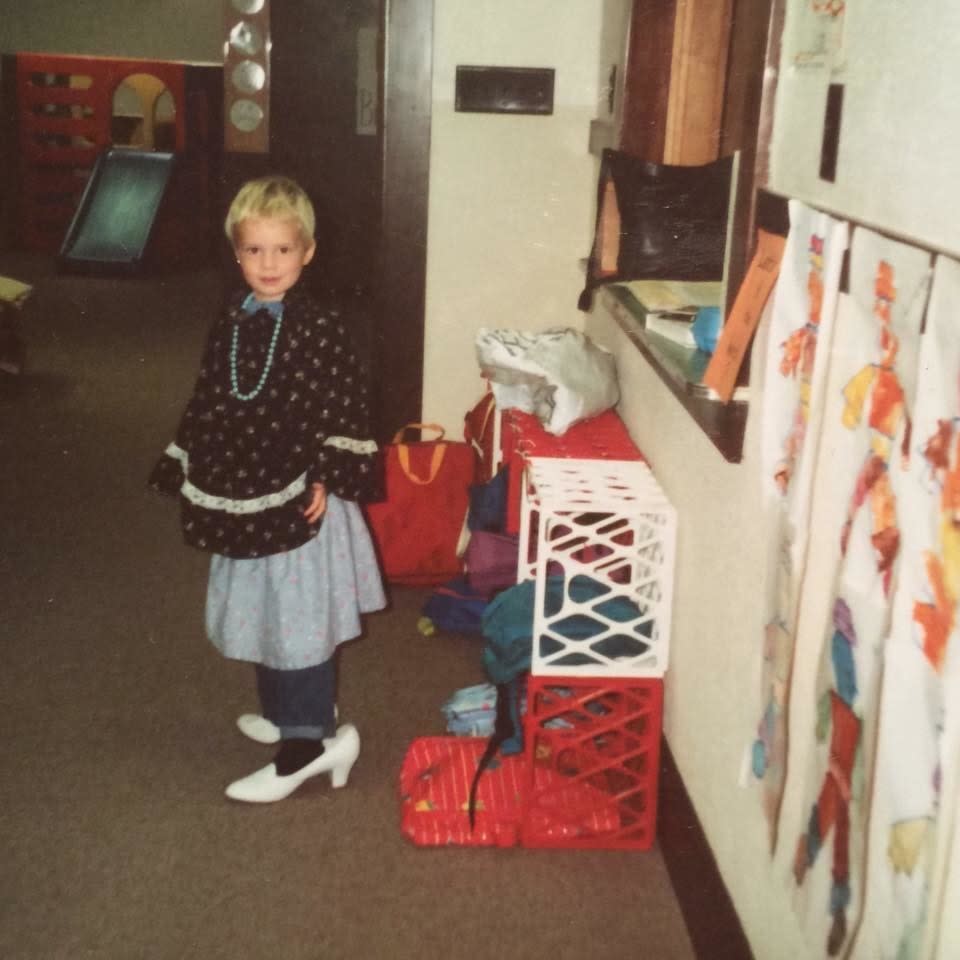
[255,657,337,740]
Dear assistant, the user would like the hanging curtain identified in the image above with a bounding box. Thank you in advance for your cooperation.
[775,227,931,957]
[851,254,960,960]
[750,200,849,849]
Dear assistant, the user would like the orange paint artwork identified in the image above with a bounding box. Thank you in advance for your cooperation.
[774,233,826,493]
[913,425,960,671]
[838,260,909,595]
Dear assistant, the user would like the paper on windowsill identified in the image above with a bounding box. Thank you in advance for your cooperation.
[622,279,722,313]
[644,312,697,348]
[703,229,787,403]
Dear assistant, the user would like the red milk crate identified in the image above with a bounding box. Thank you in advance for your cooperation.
[520,674,663,850]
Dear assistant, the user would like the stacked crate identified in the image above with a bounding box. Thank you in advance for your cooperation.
[516,456,676,849]
[397,410,676,851]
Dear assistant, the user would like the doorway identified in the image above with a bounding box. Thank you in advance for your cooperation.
[269,0,382,298]
[224,0,432,440]
[111,73,177,151]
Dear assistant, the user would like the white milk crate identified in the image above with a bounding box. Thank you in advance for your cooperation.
[517,457,676,678]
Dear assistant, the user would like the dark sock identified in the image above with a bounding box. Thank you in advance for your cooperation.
[274,738,325,776]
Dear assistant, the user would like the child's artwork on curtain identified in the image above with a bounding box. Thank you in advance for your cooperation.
[851,254,960,960]
[783,227,930,958]
[751,200,849,848]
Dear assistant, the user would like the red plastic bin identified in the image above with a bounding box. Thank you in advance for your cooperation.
[520,675,663,850]
[398,734,622,848]
[500,408,644,534]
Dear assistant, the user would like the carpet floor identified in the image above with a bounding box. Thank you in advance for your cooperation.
[0,253,696,960]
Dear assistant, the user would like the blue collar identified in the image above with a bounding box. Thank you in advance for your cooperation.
[241,293,285,319]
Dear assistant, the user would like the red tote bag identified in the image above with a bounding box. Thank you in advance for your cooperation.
[366,423,475,586]
[463,390,498,482]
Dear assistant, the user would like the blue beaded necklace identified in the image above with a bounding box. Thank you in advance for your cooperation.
[230,297,284,401]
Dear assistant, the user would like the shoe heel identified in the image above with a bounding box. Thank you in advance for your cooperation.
[325,724,360,790]
[330,762,353,789]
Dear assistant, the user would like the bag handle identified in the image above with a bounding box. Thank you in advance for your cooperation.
[477,393,496,440]
[393,423,447,486]
[392,422,446,444]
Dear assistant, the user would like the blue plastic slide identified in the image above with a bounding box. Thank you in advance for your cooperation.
[59,148,175,271]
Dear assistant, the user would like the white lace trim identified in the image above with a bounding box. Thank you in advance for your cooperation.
[166,445,307,514]
[164,435,372,515]
[165,442,188,465]
[324,435,378,454]
[182,472,308,515]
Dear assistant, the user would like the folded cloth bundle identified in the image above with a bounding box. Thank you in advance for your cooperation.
[442,683,498,737]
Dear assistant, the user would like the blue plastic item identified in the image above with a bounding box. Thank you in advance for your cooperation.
[692,305,722,354]
[60,148,176,272]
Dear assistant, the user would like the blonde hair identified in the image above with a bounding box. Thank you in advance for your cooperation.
[224,175,315,245]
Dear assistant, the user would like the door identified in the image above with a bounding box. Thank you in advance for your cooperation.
[224,0,432,440]
[270,0,381,299]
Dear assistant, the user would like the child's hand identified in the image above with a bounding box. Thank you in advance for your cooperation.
[304,483,327,524]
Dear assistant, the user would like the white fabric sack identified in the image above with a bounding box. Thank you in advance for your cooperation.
[475,327,619,435]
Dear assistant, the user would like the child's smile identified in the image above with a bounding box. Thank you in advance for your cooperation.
[235,217,316,302]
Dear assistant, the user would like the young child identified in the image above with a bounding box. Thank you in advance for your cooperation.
[149,175,385,803]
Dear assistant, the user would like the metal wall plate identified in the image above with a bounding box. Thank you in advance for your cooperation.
[454,65,554,116]
[224,0,270,153]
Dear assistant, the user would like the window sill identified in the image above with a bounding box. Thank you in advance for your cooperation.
[598,284,748,463]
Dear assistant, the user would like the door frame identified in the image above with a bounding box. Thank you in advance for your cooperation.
[377,0,432,440]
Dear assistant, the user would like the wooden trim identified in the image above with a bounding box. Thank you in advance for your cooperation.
[620,0,676,160]
[602,286,748,463]
[664,0,734,165]
[720,0,773,159]
[378,0,431,440]
[753,0,785,191]
[719,0,776,316]
[659,740,755,959]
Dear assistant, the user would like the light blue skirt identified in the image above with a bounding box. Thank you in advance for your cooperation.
[205,494,386,670]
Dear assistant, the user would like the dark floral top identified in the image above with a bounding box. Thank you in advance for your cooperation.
[149,284,380,558]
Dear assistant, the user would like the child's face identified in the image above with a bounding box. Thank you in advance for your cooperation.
[234,216,316,301]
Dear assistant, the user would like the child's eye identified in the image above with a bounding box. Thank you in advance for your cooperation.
[279,246,291,255]
[244,246,259,255]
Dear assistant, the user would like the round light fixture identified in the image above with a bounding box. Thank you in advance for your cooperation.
[229,98,265,132]
[231,60,266,94]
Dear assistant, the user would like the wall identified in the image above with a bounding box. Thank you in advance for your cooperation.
[586,301,812,958]
[421,4,807,954]
[583,3,960,960]
[591,0,632,153]
[421,0,604,427]
[768,0,960,257]
[0,0,221,63]
[421,4,813,955]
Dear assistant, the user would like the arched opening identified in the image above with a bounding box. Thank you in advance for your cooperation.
[111,73,176,150]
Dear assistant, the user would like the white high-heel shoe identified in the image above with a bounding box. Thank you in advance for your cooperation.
[236,714,281,744]
[236,705,339,745]
[225,723,360,803]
